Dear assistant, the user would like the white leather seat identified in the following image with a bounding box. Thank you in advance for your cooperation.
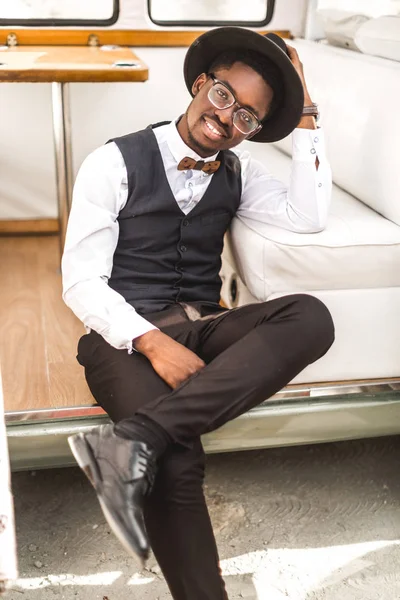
[221,39,400,384]
[231,149,400,300]
[222,144,400,383]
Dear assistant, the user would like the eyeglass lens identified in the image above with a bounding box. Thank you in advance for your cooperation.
[208,82,258,135]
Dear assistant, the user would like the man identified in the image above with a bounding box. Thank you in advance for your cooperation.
[62,27,334,600]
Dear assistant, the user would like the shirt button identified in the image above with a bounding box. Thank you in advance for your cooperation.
[180,245,187,253]
[188,182,193,188]
[183,219,189,226]
[314,137,319,143]
[310,148,316,154]
[318,183,322,187]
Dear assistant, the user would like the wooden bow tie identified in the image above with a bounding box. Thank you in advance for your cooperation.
[177,156,221,174]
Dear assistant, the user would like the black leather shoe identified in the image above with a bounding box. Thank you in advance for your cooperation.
[68,424,156,566]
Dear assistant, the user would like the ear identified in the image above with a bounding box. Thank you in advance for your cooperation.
[191,72,208,96]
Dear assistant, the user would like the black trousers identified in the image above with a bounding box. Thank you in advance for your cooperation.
[77,295,334,600]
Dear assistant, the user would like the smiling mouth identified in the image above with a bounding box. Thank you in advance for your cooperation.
[203,117,227,138]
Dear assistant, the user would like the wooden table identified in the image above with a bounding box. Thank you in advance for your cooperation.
[0,45,148,249]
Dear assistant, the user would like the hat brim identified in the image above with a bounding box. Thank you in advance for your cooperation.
[184,27,304,143]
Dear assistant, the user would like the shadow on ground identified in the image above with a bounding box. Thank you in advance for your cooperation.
[7,435,400,599]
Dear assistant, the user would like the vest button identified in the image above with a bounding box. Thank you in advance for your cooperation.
[182,219,189,227]
[180,245,187,253]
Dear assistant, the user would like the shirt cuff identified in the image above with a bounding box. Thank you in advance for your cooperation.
[125,317,159,353]
[101,311,158,354]
[292,126,326,163]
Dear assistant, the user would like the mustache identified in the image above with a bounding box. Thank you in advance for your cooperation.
[201,113,231,138]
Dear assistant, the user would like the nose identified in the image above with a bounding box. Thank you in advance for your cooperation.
[214,105,236,129]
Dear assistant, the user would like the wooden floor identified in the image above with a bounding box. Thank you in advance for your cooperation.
[0,235,92,412]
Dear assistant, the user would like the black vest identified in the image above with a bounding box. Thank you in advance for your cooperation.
[107,123,242,315]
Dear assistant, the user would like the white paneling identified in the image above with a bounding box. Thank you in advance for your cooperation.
[70,47,189,173]
[0,83,57,219]
[267,0,307,36]
[0,0,309,220]
[0,48,190,219]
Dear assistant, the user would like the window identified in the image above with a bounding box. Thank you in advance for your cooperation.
[149,0,275,27]
[0,0,119,27]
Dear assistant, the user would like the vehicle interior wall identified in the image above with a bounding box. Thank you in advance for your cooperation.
[0,0,307,220]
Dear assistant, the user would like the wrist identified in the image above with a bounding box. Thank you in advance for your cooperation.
[133,329,162,356]
[300,99,319,129]
[297,115,317,130]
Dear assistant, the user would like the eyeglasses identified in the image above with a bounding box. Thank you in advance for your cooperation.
[207,73,262,136]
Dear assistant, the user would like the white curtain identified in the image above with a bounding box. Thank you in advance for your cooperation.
[316,0,400,18]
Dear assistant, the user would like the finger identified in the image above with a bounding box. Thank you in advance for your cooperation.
[188,366,202,376]
[287,46,300,63]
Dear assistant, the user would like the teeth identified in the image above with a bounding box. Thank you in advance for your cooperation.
[205,120,223,136]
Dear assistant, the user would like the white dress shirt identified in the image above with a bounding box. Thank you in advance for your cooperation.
[62,120,332,352]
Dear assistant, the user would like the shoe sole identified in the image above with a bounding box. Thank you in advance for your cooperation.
[68,432,149,567]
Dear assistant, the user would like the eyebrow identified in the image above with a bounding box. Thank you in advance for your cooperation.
[217,76,262,120]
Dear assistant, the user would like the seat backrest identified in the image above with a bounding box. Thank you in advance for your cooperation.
[274,39,400,226]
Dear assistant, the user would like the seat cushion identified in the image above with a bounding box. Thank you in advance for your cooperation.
[283,287,400,383]
[229,145,400,301]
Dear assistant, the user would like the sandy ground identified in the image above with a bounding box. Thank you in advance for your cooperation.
[5,436,400,600]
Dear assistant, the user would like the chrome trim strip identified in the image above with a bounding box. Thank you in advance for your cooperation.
[267,379,400,402]
[5,379,400,424]
[5,406,105,423]
[8,394,400,470]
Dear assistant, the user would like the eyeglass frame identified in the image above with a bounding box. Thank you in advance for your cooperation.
[207,73,263,136]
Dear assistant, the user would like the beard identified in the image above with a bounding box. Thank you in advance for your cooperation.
[185,107,230,157]
[186,121,217,157]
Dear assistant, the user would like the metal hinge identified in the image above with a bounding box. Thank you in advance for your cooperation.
[87,34,100,47]
[6,33,18,47]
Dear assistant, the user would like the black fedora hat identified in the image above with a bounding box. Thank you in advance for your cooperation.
[184,27,304,143]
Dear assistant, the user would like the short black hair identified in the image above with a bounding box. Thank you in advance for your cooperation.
[208,49,283,120]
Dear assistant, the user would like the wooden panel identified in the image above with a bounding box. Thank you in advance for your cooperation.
[0,236,92,412]
[0,46,148,83]
[0,219,59,234]
[0,29,292,47]
[38,236,92,408]
[0,237,50,411]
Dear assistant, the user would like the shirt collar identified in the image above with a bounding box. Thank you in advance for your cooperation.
[166,118,218,166]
